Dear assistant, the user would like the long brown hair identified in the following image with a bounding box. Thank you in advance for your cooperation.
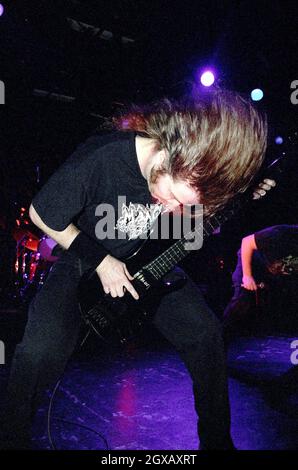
[115,89,268,216]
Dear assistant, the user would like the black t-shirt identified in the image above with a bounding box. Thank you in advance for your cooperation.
[254,224,298,268]
[32,131,162,261]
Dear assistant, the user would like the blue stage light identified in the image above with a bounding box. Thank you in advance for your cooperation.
[251,88,264,101]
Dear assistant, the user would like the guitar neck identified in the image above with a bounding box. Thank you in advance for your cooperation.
[140,195,245,281]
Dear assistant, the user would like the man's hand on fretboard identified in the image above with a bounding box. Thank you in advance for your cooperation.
[253,178,276,200]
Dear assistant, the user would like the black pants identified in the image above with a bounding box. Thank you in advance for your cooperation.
[3,251,233,449]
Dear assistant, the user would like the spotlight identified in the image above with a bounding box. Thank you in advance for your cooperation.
[0,4,4,16]
[251,88,264,101]
[200,70,215,87]
[275,136,283,145]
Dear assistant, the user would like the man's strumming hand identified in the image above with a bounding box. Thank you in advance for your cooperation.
[96,255,139,300]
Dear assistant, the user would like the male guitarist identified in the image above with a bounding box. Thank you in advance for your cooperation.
[1,90,272,449]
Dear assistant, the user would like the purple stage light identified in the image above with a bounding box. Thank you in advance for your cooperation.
[200,70,215,87]
[0,4,4,16]
[121,119,130,129]
[275,136,283,145]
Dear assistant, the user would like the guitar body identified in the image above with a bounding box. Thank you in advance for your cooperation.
[78,237,187,344]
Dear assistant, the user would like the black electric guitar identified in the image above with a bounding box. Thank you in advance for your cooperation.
[78,154,286,344]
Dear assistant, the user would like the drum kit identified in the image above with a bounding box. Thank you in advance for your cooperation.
[12,208,59,304]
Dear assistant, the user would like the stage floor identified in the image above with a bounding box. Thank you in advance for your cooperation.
[1,331,298,450]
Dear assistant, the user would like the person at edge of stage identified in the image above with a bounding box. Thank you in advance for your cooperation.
[223,224,298,345]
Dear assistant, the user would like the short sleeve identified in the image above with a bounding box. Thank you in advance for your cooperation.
[32,135,101,231]
[254,225,291,261]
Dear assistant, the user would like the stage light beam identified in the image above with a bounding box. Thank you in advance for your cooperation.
[251,88,264,101]
[200,71,215,87]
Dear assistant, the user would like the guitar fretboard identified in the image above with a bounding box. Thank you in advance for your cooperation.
[141,196,245,281]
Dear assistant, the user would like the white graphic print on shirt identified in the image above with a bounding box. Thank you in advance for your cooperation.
[115,202,163,240]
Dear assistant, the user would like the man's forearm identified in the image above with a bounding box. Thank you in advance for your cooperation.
[241,234,257,276]
[29,203,109,270]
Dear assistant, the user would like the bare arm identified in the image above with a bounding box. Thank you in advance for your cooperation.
[29,203,139,299]
[241,234,258,291]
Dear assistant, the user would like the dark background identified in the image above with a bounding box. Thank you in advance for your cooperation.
[1,0,298,316]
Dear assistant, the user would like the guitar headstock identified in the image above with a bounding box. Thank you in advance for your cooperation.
[250,129,298,200]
